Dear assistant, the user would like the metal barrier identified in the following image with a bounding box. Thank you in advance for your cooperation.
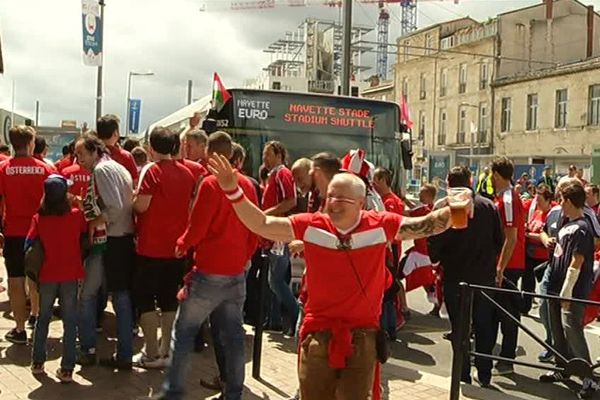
[449,282,600,400]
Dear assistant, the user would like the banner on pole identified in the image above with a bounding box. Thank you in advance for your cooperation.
[129,99,141,134]
[82,0,102,66]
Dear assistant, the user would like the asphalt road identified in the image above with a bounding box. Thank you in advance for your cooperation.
[392,287,600,400]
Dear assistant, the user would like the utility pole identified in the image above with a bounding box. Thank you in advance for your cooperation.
[95,0,105,123]
[341,0,352,96]
[35,100,39,126]
[187,80,193,105]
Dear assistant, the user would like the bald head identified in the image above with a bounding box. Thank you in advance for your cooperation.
[292,158,313,194]
[329,173,366,199]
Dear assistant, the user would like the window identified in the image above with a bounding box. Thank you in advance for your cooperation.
[457,107,467,143]
[438,109,447,145]
[501,97,511,132]
[425,33,433,55]
[418,111,426,141]
[589,84,600,126]
[402,77,409,98]
[272,81,281,90]
[527,93,538,130]
[419,73,426,100]
[440,68,448,97]
[459,64,467,94]
[479,63,489,90]
[478,103,488,142]
[555,89,568,128]
[403,40,410,62]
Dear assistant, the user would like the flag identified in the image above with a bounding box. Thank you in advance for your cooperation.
[212,72,231,112]
[82,0,103,66]
[400,95,413,130]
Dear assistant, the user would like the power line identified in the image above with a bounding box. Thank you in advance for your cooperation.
[358,39,558,65]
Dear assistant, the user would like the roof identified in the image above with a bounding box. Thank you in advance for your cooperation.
[362,81,394,95]
[398,16,478,41]
[493,56,600,87]
[497,0,600,19]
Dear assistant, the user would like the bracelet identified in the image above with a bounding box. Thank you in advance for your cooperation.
[225,187,244,202]
[231,193,246,204]
[223,187,239,196]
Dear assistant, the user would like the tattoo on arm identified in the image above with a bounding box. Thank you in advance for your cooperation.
[398,209,450,240]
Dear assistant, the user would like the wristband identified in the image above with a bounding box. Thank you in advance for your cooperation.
[223,187,239,196]
[225,187,243,202]
[231,193,246,204]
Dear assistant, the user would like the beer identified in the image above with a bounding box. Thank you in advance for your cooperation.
[449,201,469,229]
[447,187,471,230]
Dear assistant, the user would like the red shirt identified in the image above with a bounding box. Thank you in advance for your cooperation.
[0,154,9,162]
[179,159,209,181]
[55,156,74,173]
[527,208,550,261]
[290,210,402,368]
[26,208,87,283]
[61,163,91,197]
[409,204,433,255]
[137,160,195,258]
[0,157,54,237]
[262,165,296,213]
[177,172,259,276]
[108,145,139,182]
[382,192,405,215]
[495,188,526,270]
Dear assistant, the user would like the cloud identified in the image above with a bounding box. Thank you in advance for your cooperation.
[1,0,597,134]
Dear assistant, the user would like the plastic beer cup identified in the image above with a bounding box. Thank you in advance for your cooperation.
[447,187,471,229]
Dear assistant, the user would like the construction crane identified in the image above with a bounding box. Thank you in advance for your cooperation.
[200,0,462,80]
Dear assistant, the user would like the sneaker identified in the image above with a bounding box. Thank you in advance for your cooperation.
[133,353,168,369]
[474,375,491,388]
[492,363,514,376]
[77,350,97,366]
[27,315,37,329]
[99,355,132,371]
[55,368,73,384]
[5,328,27,345]
[579,378,599,399]
[538,350,554,364]
[539,371,568,383]
[31,362,45,375]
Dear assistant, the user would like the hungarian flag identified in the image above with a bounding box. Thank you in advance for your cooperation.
[212,72,231,112]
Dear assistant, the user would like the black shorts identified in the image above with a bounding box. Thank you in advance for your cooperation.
[103,235,135,292]
[4,236,26,278]
[133,255,184,314]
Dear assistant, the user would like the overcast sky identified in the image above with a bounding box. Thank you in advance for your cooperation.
[0,0,598,133]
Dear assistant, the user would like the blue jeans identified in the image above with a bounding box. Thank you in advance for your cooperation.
[79,253,104,353]
[33,281,78,370]
[162,271,246,400]
[539,265,553,346]
[268,247,299,330]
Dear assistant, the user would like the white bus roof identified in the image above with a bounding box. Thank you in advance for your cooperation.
[146,94,212,136]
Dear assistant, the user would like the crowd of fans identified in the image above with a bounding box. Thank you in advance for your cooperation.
[0,114,598,400]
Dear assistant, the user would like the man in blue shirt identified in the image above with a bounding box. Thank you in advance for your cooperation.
[539,180,598,398]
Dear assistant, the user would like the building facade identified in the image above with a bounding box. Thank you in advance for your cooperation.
[395,0,599,185]
[493,57,600,174]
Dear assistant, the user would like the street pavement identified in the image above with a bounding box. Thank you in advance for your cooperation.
[0,264,450,400]
[401,287,600,400]
[0,256,596,399]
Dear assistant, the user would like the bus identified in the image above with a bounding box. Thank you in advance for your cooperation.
[147,89,411,190]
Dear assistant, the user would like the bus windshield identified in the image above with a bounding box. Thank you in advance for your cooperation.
[149,89,405,190]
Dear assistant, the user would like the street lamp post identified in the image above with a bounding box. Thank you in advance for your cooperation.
[126,71,154,135]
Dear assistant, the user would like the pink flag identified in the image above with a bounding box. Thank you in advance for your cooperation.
[400,95,413,130]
